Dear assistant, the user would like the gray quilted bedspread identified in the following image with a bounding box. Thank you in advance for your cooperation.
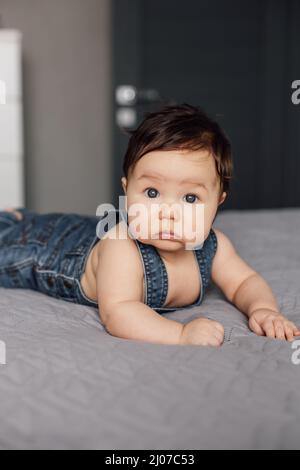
[0,208,299,450]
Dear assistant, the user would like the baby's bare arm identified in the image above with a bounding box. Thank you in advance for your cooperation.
[232,272,279,317]
[211,229,278,316]
[96,228,223,346]
[211,229,300,340]
[96,232,184,344]
[105,300,184,345]
[106,301,224,346]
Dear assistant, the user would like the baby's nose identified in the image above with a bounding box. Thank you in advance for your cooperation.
[159,205,178,220]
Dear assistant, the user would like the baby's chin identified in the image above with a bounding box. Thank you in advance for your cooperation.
[136,235,202,251]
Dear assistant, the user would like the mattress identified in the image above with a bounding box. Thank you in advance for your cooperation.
[0,208,299,450]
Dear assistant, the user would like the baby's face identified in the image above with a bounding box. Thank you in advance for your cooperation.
[121,149,226,252]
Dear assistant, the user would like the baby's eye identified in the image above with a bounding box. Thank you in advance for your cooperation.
[144,188,160,199]
[184,194,199,204]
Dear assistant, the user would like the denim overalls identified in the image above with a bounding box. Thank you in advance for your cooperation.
[0,208,217,312]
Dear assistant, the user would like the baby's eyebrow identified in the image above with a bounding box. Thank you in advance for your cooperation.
[137,173,208,190]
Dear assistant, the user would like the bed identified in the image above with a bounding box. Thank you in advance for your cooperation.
[0,208,299,450]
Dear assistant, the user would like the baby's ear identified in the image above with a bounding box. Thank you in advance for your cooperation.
[218,192,227,205]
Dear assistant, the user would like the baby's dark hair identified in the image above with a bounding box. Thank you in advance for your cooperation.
[122,103,233,195]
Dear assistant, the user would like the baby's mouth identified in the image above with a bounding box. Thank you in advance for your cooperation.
[158,231,177,240]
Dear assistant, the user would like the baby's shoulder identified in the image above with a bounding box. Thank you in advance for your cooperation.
[96,221,143,273]
[95,221,145,308]
[211,228,237,261]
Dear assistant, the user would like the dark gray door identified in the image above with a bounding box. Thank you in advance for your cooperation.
[111,0,300,210]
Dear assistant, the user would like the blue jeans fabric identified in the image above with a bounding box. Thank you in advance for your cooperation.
[135,227,218,313]
[0,208,100,307]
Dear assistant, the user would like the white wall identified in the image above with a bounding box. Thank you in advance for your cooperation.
[0,0,113,215]
[0,30,24,208]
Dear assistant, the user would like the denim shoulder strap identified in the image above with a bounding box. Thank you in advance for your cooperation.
[134,239,168,308]
[194,228,218,298]
[134,228,218,312]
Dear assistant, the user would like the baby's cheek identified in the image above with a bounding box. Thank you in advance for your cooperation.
[185,204,205,232]
[127,209,151,240]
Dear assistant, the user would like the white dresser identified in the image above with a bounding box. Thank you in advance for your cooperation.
[0,30,24,208]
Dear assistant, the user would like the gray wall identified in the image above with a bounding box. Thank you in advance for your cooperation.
[0,0,112,215]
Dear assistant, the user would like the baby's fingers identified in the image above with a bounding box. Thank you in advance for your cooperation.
[210,327,224,346]
[249,316,264,336]
[274,320,286,340]
[288,322,300,337]
[283,324,295,342]
[276,321,300,342]
[263,320,276,338]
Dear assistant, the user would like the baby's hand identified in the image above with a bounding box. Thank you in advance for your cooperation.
[249,308,300,341]
[179,317,224,347]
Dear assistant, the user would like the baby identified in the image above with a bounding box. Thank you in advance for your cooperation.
[1,103,299,346]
